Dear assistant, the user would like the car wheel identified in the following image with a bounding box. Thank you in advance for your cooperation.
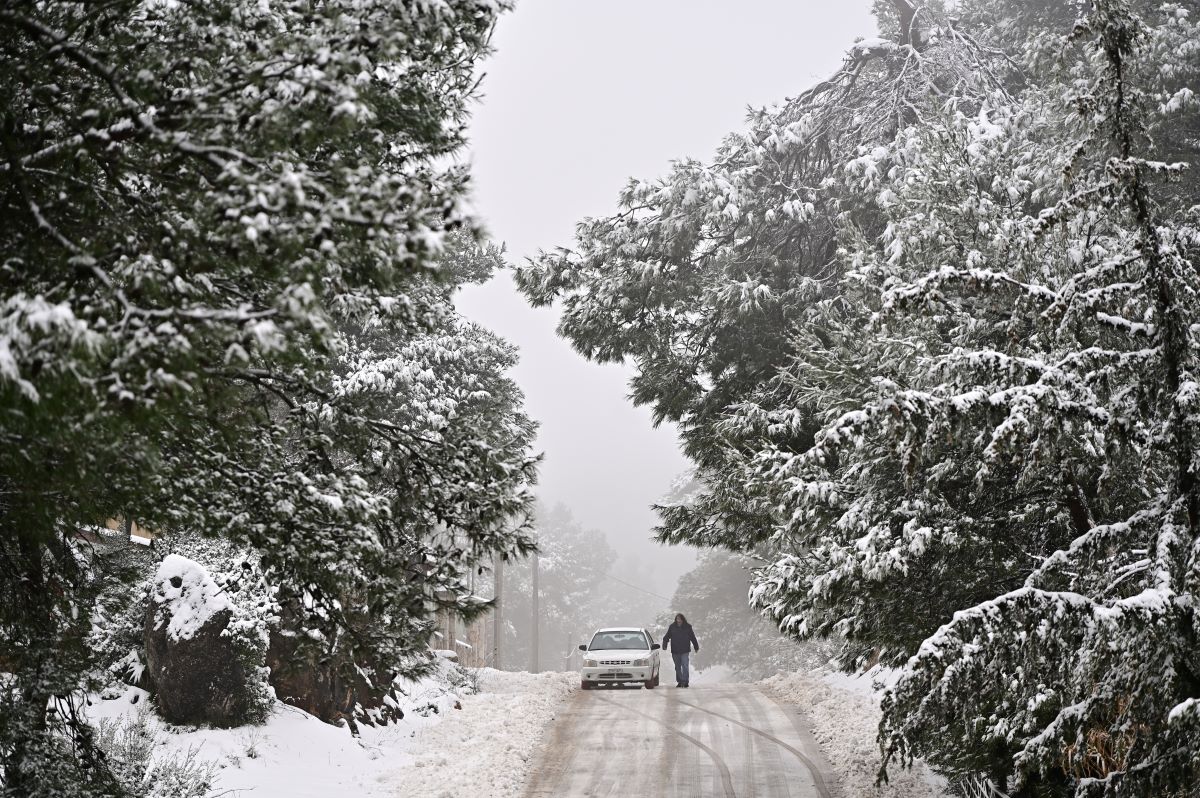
[581,681,592,690]
[644,678,655,689]
[653,672,660,688]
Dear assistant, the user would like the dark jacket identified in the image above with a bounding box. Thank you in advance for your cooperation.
[662,622,699,654]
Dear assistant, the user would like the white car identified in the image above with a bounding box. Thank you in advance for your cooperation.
[578,627,661,690]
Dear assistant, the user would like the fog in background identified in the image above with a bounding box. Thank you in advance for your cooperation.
[457,1,879,613]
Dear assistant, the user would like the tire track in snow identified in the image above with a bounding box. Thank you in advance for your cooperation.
[593,693,737,798]
[658,689,681,798]
[723,685,812,797]
[658,690,833,798]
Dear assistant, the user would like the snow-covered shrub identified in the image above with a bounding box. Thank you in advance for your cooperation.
[93,706,217,798]
[92,597,153,690]
[87,534,158,689]
[440,656,477,697]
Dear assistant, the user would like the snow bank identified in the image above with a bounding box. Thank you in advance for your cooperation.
[381,669,577,798]
[85,664,576,798]
[760,669,947,798]
[149,554,232,641]
[89,685,389,797]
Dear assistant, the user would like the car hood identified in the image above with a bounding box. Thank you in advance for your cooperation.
[584,649,653,660]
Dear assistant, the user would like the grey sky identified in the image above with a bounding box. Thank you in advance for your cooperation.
[457,1,878,587]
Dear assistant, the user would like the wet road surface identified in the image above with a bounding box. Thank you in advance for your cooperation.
[522,683,836,798]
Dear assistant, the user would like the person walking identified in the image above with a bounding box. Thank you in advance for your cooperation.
[662,613,699,688]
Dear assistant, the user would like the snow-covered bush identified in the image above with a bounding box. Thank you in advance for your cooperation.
[391,653,477,720]
[87,533,159,690]
[93,707,217,798]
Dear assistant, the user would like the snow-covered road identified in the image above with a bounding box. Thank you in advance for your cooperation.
[522,683,836,798]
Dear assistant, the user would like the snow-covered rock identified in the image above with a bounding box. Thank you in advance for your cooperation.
[148,554,232,642]
[144,555,258,726]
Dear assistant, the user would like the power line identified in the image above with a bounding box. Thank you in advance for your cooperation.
[600,572,674,603]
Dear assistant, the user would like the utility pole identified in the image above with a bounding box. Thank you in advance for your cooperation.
[492,555,503,670]
[530,549,540,673]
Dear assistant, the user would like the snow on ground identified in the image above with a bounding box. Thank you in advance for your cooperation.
[85,662,576,798]
[380,669,577,798]
[690,662,738,683]
[761,668,948,798]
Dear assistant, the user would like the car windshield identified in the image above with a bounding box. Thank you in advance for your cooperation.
[588,631,649,650]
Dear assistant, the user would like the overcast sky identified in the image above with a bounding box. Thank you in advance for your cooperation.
[457,1,878,589]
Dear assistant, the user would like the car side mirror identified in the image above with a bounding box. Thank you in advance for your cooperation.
[651,644,661,650]
[578,644,587,652]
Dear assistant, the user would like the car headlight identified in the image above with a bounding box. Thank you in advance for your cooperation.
[632,657,649,667]
[584,659,598,668]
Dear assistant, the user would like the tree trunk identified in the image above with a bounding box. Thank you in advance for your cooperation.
[5,531,52,798]
[493,555,503,669]
[892,0,925,49]
[530,549,539,673]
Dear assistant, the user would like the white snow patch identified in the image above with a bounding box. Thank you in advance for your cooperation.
[149,554,232,641]
[380,669,577,798]
[88,686,407,798]
[691,663,740,683]
[851,37,896,56]
[84,664,574,798]
[760,669,948,798]
[1168,697,1198,723]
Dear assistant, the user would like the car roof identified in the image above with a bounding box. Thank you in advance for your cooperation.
[593,627,645,633]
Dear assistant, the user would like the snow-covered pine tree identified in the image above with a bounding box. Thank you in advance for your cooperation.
[742,21,1129,683]
[518,0,1200,793]
[749,0,1199,793]
[0,2,534,793]
[513,0,1024,671]
[866,3,1200,794]
[516,1,1012,566]
[118,234,540,727]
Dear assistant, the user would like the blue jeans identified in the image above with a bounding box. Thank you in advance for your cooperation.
[672,652,690,685]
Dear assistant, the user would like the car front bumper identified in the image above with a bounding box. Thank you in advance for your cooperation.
[581,665,654,683]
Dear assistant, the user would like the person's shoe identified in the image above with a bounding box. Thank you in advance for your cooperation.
[681,684,689,688]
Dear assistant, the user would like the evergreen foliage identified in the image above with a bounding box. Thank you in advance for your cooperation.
[517,0,1200,794]
[0,0,535,793]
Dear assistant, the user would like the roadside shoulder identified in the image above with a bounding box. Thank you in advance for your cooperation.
[759,670,948,798]
[383,669,578,798]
